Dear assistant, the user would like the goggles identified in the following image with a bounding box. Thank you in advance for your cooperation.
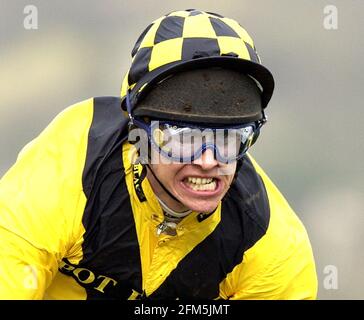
[125,91,266,163]
[132,118,264,163]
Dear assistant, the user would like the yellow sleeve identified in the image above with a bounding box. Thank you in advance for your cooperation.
[220,155,318,300]
[0,99,93,299]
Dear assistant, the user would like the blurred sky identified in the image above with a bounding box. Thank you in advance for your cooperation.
[0,0,363,299]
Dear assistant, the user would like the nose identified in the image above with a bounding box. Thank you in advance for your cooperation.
[192,148,218,170]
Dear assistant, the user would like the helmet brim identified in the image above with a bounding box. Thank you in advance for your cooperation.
[122,56,274,112]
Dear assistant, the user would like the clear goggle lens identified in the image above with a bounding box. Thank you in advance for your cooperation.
[148,121,256,163]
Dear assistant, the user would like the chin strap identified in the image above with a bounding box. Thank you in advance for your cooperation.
[145,163,182,204]
[156,195,192,220]
[145,163,192,236]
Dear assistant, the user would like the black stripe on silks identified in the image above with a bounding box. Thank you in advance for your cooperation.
[131,23,153,58]
[82,97,128,198]
[128,47,153,85]
[148,155,270,299]
[224,156,270,250]
[79,97,143,299]
[154,16,185,44]
[181,37,220,60]
[209,17,240,38]
[245,41,259,63]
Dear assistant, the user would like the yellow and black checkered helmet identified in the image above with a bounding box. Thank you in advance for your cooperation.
[121,9,274,119]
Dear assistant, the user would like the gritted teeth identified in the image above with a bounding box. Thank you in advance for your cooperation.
[187,177,214,184]
[185,177,217,191]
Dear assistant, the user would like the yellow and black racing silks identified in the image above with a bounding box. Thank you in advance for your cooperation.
[0,97,317,299]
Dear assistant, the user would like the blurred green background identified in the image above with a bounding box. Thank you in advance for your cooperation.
[0,0,363,299]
